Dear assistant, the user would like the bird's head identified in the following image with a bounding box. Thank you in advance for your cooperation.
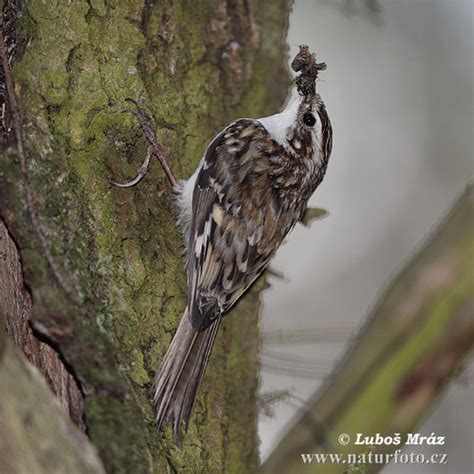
[259,45,332,166]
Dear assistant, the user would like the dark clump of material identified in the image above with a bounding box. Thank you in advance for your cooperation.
[291,44,327,96]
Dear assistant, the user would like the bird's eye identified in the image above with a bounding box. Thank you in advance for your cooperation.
[303,112,316,127]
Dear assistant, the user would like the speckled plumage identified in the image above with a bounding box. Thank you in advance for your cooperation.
[154,87,332,439]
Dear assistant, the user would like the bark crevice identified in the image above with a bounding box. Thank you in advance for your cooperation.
[0,218,85,429]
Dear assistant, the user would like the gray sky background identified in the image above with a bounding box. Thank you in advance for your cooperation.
[258,1,473,472]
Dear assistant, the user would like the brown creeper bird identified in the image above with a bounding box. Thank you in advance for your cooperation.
[112,45,332,440]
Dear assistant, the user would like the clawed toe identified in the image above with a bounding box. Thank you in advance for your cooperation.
[111,99,177,188]
[122,98,157,143]
[111,147,153,188]
[124,98,157,134]
[125,97,147,116]
[122,108,139,118]
[110,175,145,188]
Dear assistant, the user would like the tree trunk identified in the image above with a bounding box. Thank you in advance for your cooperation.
[0,1,291,472]
[263,186,474,474]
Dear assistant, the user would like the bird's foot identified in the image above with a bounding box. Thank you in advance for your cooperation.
[110,98,177,188]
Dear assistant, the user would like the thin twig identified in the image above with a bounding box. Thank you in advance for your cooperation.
[0,27,73,298]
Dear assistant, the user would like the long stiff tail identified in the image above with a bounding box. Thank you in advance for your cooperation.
[154,308,220,440]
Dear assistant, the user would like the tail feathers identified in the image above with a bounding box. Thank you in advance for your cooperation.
[154,308,220,440]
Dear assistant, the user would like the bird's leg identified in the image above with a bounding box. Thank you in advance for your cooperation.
[111,98,177,188]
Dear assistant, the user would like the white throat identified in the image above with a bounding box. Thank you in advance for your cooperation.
[257,91,300,147]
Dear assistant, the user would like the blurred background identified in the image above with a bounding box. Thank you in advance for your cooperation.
[258,1,473,472]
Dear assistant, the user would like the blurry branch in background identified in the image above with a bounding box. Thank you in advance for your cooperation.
[262,326,353,345]
[319,0,383,25]
[261,349,333,379]
[263,185,474,473]
[259,389,295,419]
[342,0,382,16]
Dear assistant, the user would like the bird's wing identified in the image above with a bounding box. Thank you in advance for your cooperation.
[187,119,286,330]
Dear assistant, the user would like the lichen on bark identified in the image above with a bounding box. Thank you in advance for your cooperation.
[0,0,291,471]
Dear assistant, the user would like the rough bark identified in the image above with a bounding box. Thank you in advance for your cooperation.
[0,220,104,474]
[0,219,85,429]
[263,186,474,474]
[0,1,291,472]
